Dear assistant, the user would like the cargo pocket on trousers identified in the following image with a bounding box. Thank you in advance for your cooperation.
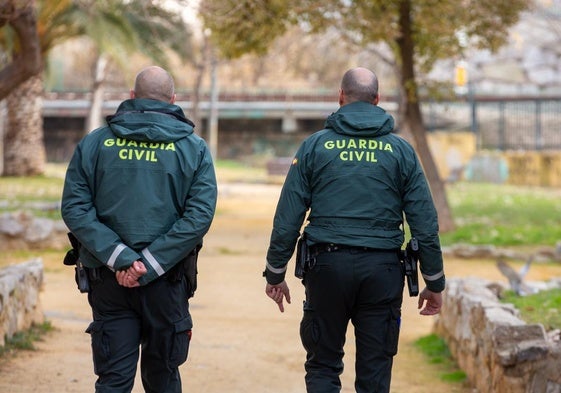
[86,321,110,375]
[384,307,401,356]
[169,315,193,368]
[300,302,321,353]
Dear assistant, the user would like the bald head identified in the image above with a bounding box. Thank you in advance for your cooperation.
[131,66,176,103]
[339,67,379,106]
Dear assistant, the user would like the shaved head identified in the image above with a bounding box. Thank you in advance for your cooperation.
[132,66,175,103]
[340,67,379,105]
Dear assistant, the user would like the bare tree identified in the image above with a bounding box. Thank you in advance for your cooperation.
[200,0,529,232]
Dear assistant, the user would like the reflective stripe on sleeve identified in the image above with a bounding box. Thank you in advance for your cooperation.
[422,270,444,281]
[266,262,287,274]
[107,244,126,268]
[141,248,166,276]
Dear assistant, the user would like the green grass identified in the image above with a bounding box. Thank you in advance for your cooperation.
[440,183,561,247]
[215,159,251,169]
[0,164,65,220]
[414,334,467,383]
[215,159,270,183]
[500,288,561,330]
[0,321,54,357]
[0,248,68,271]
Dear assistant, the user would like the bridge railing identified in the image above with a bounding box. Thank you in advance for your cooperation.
[43,91,561,152]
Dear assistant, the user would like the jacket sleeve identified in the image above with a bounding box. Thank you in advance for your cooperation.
[137,144,217,285]
[265,144,311,285]
[401,146,446,293]
[61,140,142,270]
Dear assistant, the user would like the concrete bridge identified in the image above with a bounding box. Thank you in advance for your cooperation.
[44,91,388,161]
[45,92,333,118]
[43,91,399,130]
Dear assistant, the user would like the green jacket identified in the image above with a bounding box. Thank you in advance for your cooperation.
[265,101,445,292]
[61,98,217,285]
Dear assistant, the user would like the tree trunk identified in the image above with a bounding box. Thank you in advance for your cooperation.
[3,74,46,176]
[0,2,42,100]
[191,61,204,133]
[191,31,210,136]
[208,48,219,159]
[396,0,455,232]
[0,100,5,175]
[405,102,455,233]
[85,54,109,134]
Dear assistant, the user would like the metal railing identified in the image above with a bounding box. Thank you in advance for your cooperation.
[423,96,561,151]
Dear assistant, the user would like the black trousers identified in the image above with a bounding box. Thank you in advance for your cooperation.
[86,267,192,393]
[300,248,404,393]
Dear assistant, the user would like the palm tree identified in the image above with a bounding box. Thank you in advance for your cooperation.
[1,0,73,176]
[61,0,193,132]
[0,0,193,176]
[0,0,42,99]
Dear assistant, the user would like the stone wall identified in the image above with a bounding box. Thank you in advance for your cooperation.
[434,278,561,393]
[0,259,45,347]
[0,212,63,347]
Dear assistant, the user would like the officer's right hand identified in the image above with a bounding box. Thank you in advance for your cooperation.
[265,281,291,313]
[418,287,443,315]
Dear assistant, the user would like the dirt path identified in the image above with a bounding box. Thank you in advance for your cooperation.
[1,182,559,392]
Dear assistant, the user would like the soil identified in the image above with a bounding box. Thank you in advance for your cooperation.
[1,182,560,393]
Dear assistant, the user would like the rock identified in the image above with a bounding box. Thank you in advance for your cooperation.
[0,211,68,251]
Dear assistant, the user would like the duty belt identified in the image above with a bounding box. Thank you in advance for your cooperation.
[309,243,396,255]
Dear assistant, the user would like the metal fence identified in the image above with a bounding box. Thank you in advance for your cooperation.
[423,97,561,151]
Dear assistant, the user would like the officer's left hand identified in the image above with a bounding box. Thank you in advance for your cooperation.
[116,260,147,288]
[265,281,291,313]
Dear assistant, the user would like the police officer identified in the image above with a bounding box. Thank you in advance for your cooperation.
[61,66,217,393]
[264,67,445,393]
